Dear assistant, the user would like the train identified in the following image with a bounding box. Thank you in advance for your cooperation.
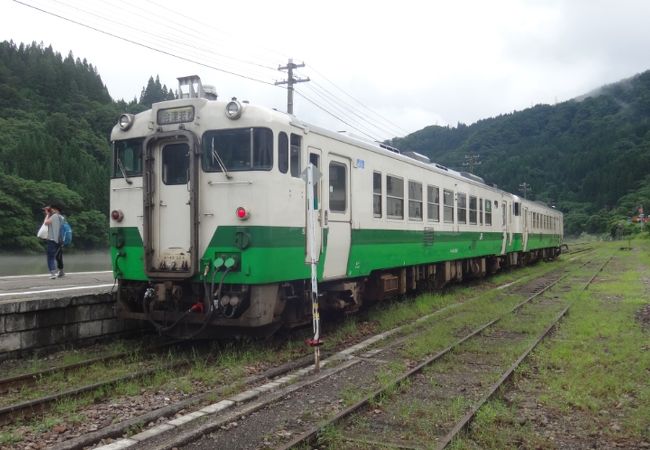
[109,75,563,338]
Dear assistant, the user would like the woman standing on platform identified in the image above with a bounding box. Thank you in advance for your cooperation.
[43,204,64,279]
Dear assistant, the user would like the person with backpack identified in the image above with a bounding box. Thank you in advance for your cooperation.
[43,203,65,279]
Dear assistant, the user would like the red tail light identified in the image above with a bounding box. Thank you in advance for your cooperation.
[111,209,124,222]
[236,207,249,220]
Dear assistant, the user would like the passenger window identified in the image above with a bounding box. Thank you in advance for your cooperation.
[408,181,423,221]
[485,199,492,226]
[427,185,440,222]
[373,172,382,218]
[479,197,483,225]
[387,175,404,220]
[457,193,467,224]
[310,153,320,209]
[290,134,301,177]
[329,162,346,212]
[278,132,288,174]
[443,189,454,223]
[469,196,477,225]
[513,202,521,216]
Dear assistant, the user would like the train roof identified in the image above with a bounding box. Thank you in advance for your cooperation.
[111,85,560,216]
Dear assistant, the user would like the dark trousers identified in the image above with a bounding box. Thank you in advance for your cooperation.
[56,244,64,270]
[46,240,58,272]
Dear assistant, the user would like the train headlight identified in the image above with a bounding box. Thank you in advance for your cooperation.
[118,114,135,131]
[236,206,249,220]
[111,209,124,222]
[225,98,243,120]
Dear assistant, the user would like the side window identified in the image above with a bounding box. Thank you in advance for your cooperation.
[427,185,440,222]
[373,172,382,218]
[479,197,484,225]
[113,138,144,177]
[387,175,404,220]
[290,134,301,177]
[457,193,467,224]
[513,202,521,216]
[329,162,346,212]
[310,153,320,209]
[408,181,423,221]
[278,132,288,174]
[443,189,454,223]
[469,196,477,225]
[485,199,492,226]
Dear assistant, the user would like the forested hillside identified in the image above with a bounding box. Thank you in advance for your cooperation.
[391,72,650,235]
[0,41,172,251]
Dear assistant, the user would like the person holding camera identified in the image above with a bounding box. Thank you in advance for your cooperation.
[43,204,65,279]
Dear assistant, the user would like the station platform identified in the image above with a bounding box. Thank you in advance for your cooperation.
[0,271,140,361]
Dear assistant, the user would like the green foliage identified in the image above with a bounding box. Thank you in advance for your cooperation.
[139,75,176,107]
[0,40,167,250]
[390,72,650,235]
[0,173,90,251]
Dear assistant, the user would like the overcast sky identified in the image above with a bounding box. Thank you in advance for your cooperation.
[2,0,650,141]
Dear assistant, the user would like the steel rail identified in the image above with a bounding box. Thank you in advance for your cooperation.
[276,260,596,450]
[435,255,612,449]
[0,340,180,394]
[0,358,190,426]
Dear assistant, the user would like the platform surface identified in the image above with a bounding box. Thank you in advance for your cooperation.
[0,271,114,303]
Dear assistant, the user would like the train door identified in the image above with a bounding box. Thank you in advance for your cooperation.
[500,200,508,254]
[305,147,323,263]
[323,154,351,279]
[523,207,529,251]
[143,133,199,278]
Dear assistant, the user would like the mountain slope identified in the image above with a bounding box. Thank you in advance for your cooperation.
[391,72,650,235]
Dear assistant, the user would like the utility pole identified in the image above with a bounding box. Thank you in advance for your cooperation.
[463,154,481,174]
[275,58,309,114]
[519,182,531,199]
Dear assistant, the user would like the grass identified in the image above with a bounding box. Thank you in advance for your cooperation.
[455,239,650,448]
[0,248,602,448]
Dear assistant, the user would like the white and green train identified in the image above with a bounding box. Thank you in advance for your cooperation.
[110,76,563,337]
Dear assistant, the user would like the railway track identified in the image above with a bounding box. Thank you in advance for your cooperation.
[0,340,180,395]
[0,254,591,449]
[71,256,595,450]
[280,257,612,450]
[0,341,190,426]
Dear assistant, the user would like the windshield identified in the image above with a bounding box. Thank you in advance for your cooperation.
[202,128,273,172]
[113,139,144,177]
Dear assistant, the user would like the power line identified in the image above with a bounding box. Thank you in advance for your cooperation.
[305,82,400,140]
[302,84,391,141]
[15,0,416,141]
[308,65,410,136]
[13,0,277,87]
[44,0,279,81]
[294,88,380,142]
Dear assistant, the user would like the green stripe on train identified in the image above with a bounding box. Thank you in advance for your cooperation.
[110,226,561,284]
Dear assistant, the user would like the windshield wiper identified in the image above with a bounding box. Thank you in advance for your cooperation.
[211,138,232,179]
[116,157,133,184]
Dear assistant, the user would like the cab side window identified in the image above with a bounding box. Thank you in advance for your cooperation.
[278,132,288,174]
[290,134,301,177]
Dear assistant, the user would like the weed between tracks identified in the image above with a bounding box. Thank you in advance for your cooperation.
[454,240,650,449]
[0,256,576,448]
